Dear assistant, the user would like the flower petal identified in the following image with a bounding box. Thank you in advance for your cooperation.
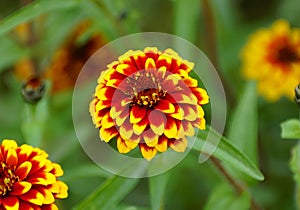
[164,116,178,139]
[26,172,56,185]
[101,112,115,129]
[130,105,147,124]
[116,63,137,76]
[148,110,166,136]
[2,196,19,210]
[145,58,156,70]
[53,181,68,199]
[169,137,188,152]
[143,129,159,147]
[35,186,55,205]
[51,163,64,177]
[19,189,44,206]
[117,137,132,154]
[182,120,195,137]
[15,161,32,180]
[192,87,209,105]
[139,144,157,161]
[133,116,148,135]
[155,99,175,114]
[6,148,18,166]
[155,136,168,152]
[119,118,134,139]
[11,181,32,195]
[43,204,58,210]
[156,53,172,69]
[95,86,115,101]
[100,126,118,142]
[181,104,197,121]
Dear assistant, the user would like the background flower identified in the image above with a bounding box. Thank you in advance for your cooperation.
[241,19,300,101]
[0,139,68,210]
[90,47,209,160]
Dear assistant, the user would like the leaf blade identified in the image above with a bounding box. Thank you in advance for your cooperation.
[194,126,264,181]
[281,119,300,139]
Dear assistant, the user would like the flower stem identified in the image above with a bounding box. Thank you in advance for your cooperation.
[210,156,262,210]
[201,0,235,106]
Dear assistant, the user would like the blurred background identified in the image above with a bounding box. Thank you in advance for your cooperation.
[0,0,300,209]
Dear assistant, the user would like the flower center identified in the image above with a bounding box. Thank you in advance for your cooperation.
[126,71,166,107]
[277,46,299,63]
[0,162,18,196]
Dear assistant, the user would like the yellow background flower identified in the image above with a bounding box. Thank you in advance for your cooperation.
[0,139,68,210]
[241,19,300,101]
[90,47,209,160]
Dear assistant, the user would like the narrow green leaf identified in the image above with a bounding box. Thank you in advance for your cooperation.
[0,35,29,71]
[0,0,80,35]
[227,81,258,164]
[194,126,264,181]
[149,172,170,210]
[204,183,251,210]
[281,119,300,139]
[62,164,113,182]
[73,176,139,210]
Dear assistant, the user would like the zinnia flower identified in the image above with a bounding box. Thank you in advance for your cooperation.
[0,139,68,210]
[89,47,209,160]
[241,19,300,101]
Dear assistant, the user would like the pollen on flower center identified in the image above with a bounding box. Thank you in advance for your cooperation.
[126,71,166,107]
[277,46,299,63]
[0,162,18,196]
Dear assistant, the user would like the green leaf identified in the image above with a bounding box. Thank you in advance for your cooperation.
[290,143,300,209]
[0,0,81,35]
[149,172,170,210]
[73,176,140,210]
[194,126,264,181]
[281,119,300,139]
[62,164,113,182]
[227,81,258,164]
[204,183,251,210]
[0,35,29,71]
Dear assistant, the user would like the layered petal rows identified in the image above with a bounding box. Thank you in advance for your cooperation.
[241,19,300,101]
[0,140,68,210]
[90,47,209,160]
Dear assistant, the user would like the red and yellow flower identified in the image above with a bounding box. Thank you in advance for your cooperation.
[89,47,209,160]
[0,139,68,210]
[241,19,300,101]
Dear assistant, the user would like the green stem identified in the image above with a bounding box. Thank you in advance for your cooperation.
[201,0,235,107]
[210,156,262,210]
